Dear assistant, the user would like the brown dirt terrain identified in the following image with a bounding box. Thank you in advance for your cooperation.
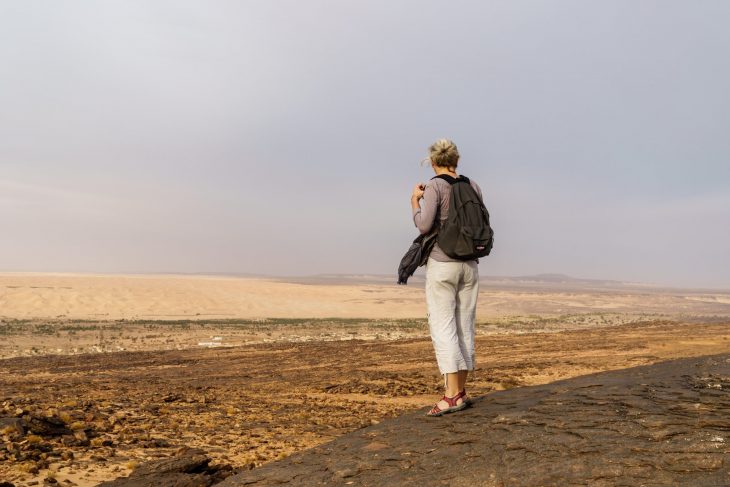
[1,319,729,486]
[0,313,667,360]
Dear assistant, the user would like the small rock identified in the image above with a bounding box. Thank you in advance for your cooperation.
[98,448,233,486]
[73,430,88,443]
[333,467,360,478]
[0,417,26,436]
[26,415,71,437]
[60,435,77,447]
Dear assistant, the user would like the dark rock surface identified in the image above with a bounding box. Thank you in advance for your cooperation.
[219,353,730,486]
[25,414,71,437]
[100,448,233,487]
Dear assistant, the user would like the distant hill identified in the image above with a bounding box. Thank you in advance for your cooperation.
[145,271,722,292]
[488,273,647,287]
[269,272,654,290]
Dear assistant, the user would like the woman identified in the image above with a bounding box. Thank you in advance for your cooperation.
[411,138,483,417]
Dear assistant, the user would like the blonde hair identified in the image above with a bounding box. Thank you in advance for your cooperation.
[428,138,459,169]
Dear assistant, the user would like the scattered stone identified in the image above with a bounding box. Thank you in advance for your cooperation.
[99,448,233,486]
[161,394,182,403]
[72,430,88,443]
[26,416,71,438]
[140,438,170,448]
[22,462,40,474]
[333,466,359,479]
[60,435,78,447]
[0,417,25,436]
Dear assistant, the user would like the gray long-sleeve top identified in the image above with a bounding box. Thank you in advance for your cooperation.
[412,176,483,262]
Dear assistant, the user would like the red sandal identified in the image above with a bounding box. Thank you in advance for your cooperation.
[460,388,472,405]
[426,390,468,417]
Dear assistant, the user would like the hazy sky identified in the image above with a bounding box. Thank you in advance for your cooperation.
[1,1,729,288]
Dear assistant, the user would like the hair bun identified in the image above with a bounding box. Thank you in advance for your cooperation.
[428,138,459,169]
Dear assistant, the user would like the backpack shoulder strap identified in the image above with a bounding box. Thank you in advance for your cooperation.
[431,174,467,185]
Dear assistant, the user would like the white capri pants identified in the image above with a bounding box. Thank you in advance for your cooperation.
[425,257,479,376]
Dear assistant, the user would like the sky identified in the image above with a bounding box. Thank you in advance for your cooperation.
[1,1,729,288]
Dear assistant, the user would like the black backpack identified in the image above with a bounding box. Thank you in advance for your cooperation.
[433,174,494,260]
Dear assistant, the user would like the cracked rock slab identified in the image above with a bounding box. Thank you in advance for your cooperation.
[218,353,730,487]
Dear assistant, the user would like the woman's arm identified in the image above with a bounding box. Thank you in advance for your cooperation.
[412,182,438,235]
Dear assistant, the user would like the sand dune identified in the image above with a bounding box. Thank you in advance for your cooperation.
[0,273,426,320]
[1,272,730,321]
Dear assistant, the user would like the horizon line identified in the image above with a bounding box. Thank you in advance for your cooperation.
[1,269,728,293]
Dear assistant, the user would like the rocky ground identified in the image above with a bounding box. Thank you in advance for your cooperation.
[1,319,729,486]
[219,353,730,486]
[0,313,661,360]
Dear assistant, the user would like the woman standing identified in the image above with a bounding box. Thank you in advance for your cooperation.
[411,138,483,417]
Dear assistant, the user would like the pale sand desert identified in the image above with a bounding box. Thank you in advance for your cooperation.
[2,272,729,321]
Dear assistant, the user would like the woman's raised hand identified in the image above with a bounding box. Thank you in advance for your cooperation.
[411,183,426,201]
